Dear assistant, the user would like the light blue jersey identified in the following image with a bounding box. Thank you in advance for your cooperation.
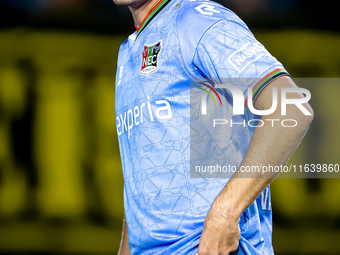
[115,0,288,254]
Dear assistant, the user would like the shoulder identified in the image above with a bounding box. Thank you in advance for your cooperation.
[176,0,246,41]
[118,33,136,52]
[117,33,136,62]
[176,0,234,22]
[175,1,250,63]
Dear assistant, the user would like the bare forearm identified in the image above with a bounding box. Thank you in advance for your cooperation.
[199,77,314,254]
[214,113,311,219]
[213,78,314,219]
[118,217,131,255]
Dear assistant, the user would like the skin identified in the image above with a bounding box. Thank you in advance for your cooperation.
[198,77,313,254]
[118,217,130,255]
[114,1,314,254]
[112,0,161,27]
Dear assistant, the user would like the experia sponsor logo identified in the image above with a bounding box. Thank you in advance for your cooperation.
[116,97,172,139]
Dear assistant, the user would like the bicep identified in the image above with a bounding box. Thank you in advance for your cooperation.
[254,76,313,116]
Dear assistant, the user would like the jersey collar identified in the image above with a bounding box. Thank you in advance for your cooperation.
[135,0,172,39]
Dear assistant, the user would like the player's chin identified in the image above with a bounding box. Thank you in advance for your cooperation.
[112,0,133,6]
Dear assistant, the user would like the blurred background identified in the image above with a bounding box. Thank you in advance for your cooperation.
[0,0,340,254]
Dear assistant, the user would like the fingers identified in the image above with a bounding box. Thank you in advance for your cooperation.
[197,241,239,255]
[197,226,240,255]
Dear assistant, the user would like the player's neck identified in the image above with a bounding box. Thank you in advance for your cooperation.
[129,0,162,28]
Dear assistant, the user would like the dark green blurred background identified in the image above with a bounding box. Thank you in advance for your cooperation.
[0,0,340,254]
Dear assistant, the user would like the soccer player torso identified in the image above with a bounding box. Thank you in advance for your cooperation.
[116,2,206,253]
[115,0,286,253]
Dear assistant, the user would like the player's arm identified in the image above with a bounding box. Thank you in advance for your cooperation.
[118,217,131,255]
[198,77,314,255]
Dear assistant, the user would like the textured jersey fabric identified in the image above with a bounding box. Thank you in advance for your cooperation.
[115,0,287,254]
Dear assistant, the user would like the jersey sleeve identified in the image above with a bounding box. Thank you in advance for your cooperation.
[176,1,289,104]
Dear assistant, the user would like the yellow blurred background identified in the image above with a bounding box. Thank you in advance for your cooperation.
[1,28,340,254]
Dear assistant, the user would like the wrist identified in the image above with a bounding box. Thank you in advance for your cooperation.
[211,194,243,222]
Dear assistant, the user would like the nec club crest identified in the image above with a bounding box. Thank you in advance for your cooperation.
[141,41,162,75]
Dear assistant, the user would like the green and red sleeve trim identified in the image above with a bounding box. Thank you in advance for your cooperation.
[245,68,290,109]
[135,0,172,39]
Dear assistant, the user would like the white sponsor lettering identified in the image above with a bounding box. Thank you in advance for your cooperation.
[116,99,173,139]
[228,42,271,73]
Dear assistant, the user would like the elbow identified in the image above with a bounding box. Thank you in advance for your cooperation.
[308,110,314,124]
[300,107,314,129]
